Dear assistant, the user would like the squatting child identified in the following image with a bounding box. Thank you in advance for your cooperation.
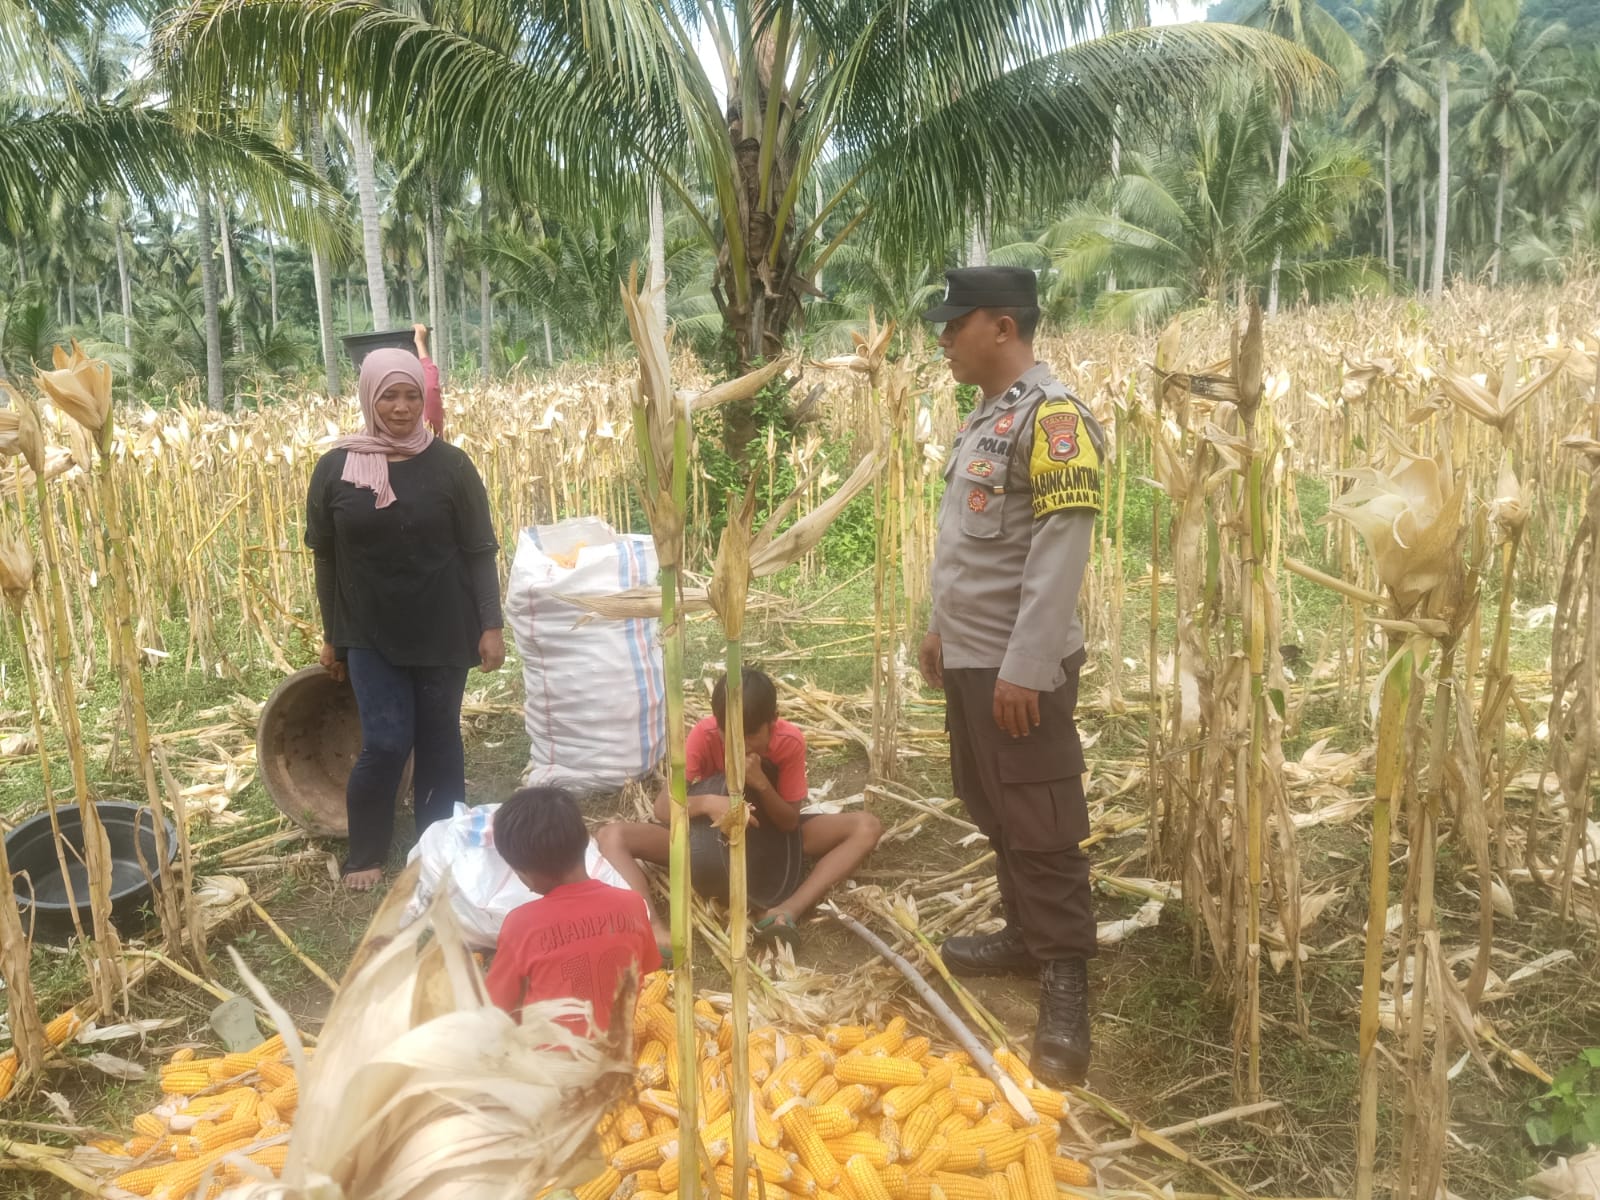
[597,668,882,952]
[486,787,661,1032]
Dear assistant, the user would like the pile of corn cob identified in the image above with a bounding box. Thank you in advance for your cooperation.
[85,1037,303,1199]
[568,973,1093,1200]
[0,1008,84,1100]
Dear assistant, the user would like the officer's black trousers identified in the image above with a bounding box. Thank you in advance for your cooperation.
[943,652,1095,962]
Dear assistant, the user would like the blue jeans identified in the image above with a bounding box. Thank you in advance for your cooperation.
[344,647,469,873]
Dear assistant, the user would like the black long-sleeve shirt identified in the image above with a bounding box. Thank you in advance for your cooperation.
[306,441,502,669]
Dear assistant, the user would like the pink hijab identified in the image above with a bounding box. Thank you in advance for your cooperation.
[338,348,435,508]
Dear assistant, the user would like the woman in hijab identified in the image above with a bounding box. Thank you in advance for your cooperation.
[306,348,506,891]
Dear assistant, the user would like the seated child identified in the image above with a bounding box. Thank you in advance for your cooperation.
[597,668,883,950]
[486,787,661,1032]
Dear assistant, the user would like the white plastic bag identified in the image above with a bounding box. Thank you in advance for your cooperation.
[504,517,666,793]
[405,803,640,950]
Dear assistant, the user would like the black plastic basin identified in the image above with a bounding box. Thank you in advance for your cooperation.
[6,802,177,944]
[341,329,428,371]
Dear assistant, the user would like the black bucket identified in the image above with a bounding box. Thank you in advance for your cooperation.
[6,802,178,944]
[341,329,428,371]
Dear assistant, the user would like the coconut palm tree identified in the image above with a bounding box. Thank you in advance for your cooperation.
[1543,47,1600,207]
[1346,0,1433,275]
[1230,0,1363,313]
[1459,16,1569,283]
[1047,96,1379,327]
[159,0,1330,451]
[1401,0,1519,297]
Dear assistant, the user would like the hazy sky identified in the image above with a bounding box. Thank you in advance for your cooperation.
[1151,0,1214,22]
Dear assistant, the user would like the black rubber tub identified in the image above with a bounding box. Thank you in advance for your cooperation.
[6,802,177,944]
[341,329,428,371]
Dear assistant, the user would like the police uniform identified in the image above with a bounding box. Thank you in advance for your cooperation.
[924,267,1103,1085]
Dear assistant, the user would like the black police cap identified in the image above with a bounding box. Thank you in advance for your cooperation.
[922,267,1038,322]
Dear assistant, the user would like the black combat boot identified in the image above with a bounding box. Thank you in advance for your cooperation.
[1032,958,1091,1087]
[940,927,1036,977]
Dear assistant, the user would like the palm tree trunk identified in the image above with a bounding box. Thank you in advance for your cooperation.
[94,279,103,328]
[1383,126,1395,274]
[351,117,390,330]
[307,109,342,395]
[457,274,470,366]
[114,219,132,350]
[427,173,448,372]
[480,183,493,381]
[1432,59,1450,299]
[1491,145,1507,286]
[195,187,226,409]
[1268,115,1291,315]
[67,280,78,327]
[266,228,279,327]
[967,213,989,267]
[218,200,244,356]
[1108,113,1122,293]
[649,182,668,330]
[544,316,554,365]
[1418,183,1428,293]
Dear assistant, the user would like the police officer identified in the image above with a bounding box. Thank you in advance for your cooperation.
[918,267,1104,1087]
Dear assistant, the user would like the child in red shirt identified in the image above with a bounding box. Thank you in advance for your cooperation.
[597,668,883,953]
[486,787,660,1033]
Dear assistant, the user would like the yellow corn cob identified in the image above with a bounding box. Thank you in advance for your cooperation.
[1048,1154,1092,1187]
[635,1170,663,1192]
[257,1059,296,1089]
[123,1134,253,1200]
[700,1111,734,1159]
[980,1132,1031,1171]
[1021,1089,1063,1121]
[599,1121,625,1158]
[930,1173,994,1200]
[832,1085,876,1116]
[771,1053,829,1101]
[577,1167,624,1200]
[126,1135,158,1157]
[714,1165,764,1197]
[701,1083,730,1123]
[1021,1138,1054,1200]
[852,1019,907,1059]
[133,1113,168,1139]
[219,1051,257,1076]
[88,1136,129,1156]
[1004,1161,1029,1200]
[257,1100,282,1128]
[44,1010,82,1046]
[169,1047,197,1064]
[835,1056,923,1089]
[650,1114,678,1138]
[192,1114,262,1153]
[782,1104,842,1188]
[824,1133,891,1169]
[942,1052,973,1069]
[612,1131,676,1173]
[636,1039,668,1088]
[250,1144,290,1172]
[952,1095,986,1121]
[161,1074,216,1097]
[806,1073,842,1105]
[809,1103,858,1140]
[826,1026,868,1051]
[880,1063,950,1121]
[936,1114,971,1139]
[993,1052,1034,1092]
[802,1036,834,1059]
[753,1094,783,1149]
[755,1144,798,1182]
[909,1135,949,1176]
[985,1103,1025,1131]
[901,1174,934,1200]
[785,1162,821,1197]
[846,1154,895,1200]
[658,1153,680,1194]
[617,1103,650,1142]
[950,1076,997,1104]
[693,998,719,1025]
[0,1052,18,1100]
[985,1174,1010,1200]
[265,1079,298,1114]
[635,1193,669,1200]
[245,1034,286,1064]
[880,1115,902,1164]
[748,1044,775,1085]
[640,971,671,1008]
[900,1107,940,1160]
[880,1164,911,1200]
[637,1088,678,1118]
[898,1037,931,1063]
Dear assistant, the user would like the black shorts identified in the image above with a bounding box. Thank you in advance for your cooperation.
[665,769,811,910]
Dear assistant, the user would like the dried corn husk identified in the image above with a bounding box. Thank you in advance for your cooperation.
[0,536,35,603]
[1328,447,1464,614]
[36,341,112,434]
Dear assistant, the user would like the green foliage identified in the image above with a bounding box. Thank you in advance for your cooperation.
[1526,1048,1600,1149]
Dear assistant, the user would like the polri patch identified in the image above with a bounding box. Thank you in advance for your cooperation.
[1041,411,1080,463]
[966,488,989,513]
[994,413,1015,436]
[966,459,996,478]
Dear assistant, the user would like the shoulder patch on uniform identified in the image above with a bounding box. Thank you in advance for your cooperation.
[1029,395,1101,519]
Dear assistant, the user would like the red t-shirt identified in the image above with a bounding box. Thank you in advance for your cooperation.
[685,716,809,804]
[486,879,661,1032]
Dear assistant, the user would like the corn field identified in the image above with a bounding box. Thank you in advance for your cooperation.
[1,281,1599,1198]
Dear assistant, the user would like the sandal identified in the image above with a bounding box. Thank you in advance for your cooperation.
[753,912,800,949]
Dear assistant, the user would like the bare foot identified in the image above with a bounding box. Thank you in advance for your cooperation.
[342,867,382,892]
